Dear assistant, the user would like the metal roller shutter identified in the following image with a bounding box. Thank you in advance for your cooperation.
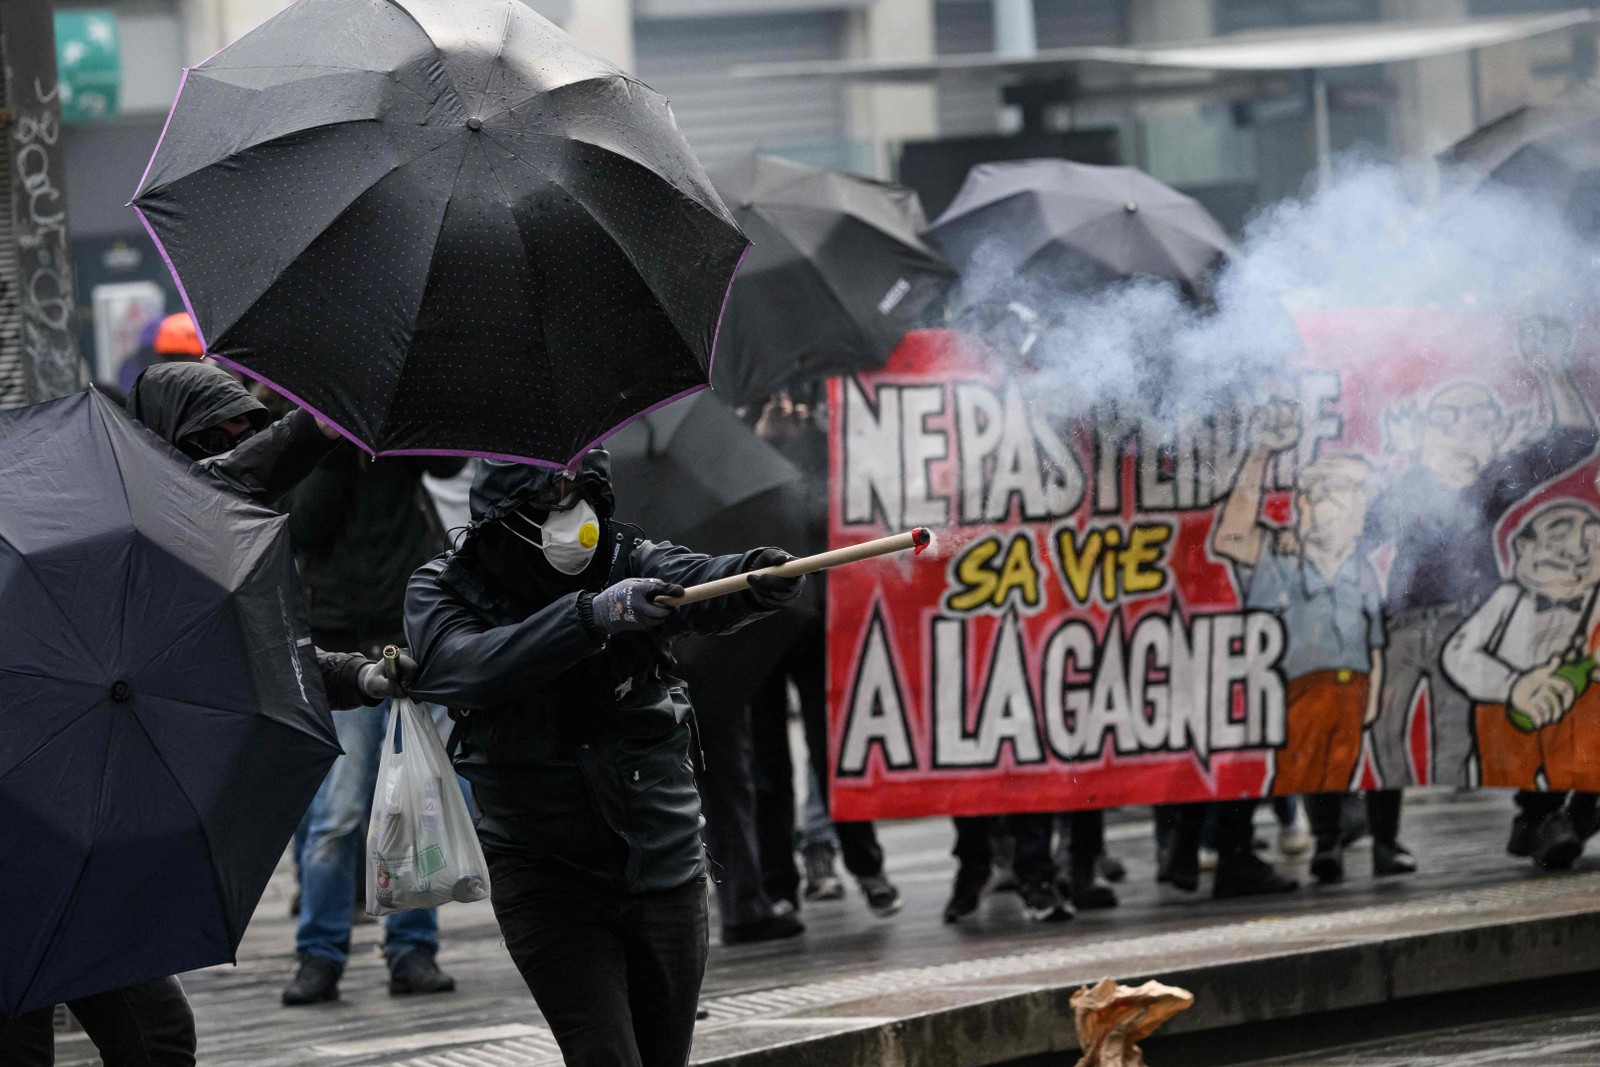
[634,11,848,171]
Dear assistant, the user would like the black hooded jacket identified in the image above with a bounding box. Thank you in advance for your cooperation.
[125,363,372,709]
[127,363,334,504]
[405,451,777,894]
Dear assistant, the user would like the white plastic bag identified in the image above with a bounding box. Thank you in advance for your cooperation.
[366,697,490,914]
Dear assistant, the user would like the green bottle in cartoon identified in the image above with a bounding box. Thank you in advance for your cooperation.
[1509,653,1597,733]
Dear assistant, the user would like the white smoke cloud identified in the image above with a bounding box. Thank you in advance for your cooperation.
[947,160,1599,419]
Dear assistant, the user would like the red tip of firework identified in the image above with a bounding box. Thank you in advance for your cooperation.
[912,528,931,554]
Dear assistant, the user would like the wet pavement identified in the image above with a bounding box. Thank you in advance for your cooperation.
[49,789,1600,1066]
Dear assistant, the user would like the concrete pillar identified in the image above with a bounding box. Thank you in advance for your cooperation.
[1124,0,1214,175]
[844,0,938,179]
[1383,0,1477,188]
[562,0,635,73]
[993,0,1036,58]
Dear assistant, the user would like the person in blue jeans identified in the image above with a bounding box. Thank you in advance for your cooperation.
[291,699,458,1003]
[280,448,465,1005]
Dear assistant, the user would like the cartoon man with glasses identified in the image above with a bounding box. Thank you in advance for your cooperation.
[1364,315,1598,792]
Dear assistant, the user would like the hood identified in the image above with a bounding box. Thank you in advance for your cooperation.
[126,362,269,448]
[469,448,616,527]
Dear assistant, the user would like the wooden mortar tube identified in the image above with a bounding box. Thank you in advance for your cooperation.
[656,528,931,607]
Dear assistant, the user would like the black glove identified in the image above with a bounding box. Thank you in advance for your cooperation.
[588,578,684,636]
[746,548,805,608]
[357,649,419,701]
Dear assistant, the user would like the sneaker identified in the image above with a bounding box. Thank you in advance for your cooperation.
[803,846,844,903]
[1069,864,1118,910]
[943,866,988,924]
[858,873,904,918]
[1507,813,1540,858]
[282,954,341,1006]
[1096,853,1127,884]
[1156,844,1201,894]
[1278,812,1313,857]
[1535,811,1583,871]
[1372,841,1417,878]
[1198,846,1219,871]
[1019,879,1074,922]
[723,904,806,945]
[1309,844,1344,885]
[1213,854,1299,899]
[388,945,456,996]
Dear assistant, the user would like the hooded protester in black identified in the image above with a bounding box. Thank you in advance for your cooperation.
[126,362,411,709]
[404,449,805,1067]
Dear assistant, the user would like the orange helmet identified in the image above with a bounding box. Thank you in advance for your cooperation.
[152,313,204,357]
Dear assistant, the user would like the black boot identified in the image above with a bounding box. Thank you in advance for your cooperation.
[282,954,341,1006]
[1535,810,1583,871]
[388,945,457,995]
[1214,853,1298,899]
[722,901,806,944]
[1069,863,1119,909]
[1507,813,1540,858]
[943,865,988,924]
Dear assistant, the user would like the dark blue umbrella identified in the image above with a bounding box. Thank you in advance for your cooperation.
[0,390,341,1015]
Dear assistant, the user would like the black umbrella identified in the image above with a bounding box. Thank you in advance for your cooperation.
[606,390,803,552]
[1446,83,1600,241]
[925,159,1233,301]
[0,390,340,1015]
[132,0,747,469]
[708,154,954,406]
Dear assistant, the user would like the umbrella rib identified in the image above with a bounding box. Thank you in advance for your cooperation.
[121,703,240,953]
[0,527,112,671]
[0,679,103,785]
[11,704,115,1014]
[371,137,475,445]
[93,403,139,677]
[479,130,714,360]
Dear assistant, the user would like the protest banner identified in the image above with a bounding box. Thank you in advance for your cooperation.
[826,313,1600,819]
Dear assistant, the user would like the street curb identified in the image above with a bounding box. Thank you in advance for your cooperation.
[694,905,1600,1067]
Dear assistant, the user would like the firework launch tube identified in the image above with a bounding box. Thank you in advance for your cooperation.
[656,528,933,608]
[383,643,401,681]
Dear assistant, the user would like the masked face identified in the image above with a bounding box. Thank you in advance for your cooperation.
[503,494,602,576]
[180,418,256,460]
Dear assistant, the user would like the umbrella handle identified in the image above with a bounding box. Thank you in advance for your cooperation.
[655,529,932,608]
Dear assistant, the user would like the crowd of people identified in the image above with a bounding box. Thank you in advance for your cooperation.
[8,313,1596,1067]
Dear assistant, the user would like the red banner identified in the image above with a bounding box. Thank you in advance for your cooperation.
[827,313,1600,820]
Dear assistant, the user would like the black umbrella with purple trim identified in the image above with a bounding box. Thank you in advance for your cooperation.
[131,0,747,469]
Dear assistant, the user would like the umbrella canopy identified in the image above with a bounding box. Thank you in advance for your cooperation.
[925,159,1233,301]
[0,390,340,1015]
[606,390,803,551]
[1448,83,1600,241]
[708,154,954,406]
[132,0,747,469]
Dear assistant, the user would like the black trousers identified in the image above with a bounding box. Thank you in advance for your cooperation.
[1156,800,1259,863]
[486,855,708,1067]
[1305,790,1401,849]
[0,978,196,1066]
[952,813,1058,884]
[751,624,884,905]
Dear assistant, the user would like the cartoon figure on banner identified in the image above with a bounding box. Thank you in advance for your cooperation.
[1443,502,1600,792]
[1212,398,1384,795]
[1362,316,1598,787]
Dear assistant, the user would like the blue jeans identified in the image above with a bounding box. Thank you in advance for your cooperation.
[295,700,437,965]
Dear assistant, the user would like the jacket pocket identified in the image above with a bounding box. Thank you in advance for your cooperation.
[616,727,704,889]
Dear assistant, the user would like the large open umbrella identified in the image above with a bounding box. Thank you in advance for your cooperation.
[0,390,340,1015]
[925,159,1233,302]
[606,390,803,552]
[708,155,954,406]
[132,0,747,469]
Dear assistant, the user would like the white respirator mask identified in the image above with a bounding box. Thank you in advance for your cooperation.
[505,494,602,576]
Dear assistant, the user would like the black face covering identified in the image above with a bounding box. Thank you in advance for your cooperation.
[465,502,612,612]
[179,424,256,461]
